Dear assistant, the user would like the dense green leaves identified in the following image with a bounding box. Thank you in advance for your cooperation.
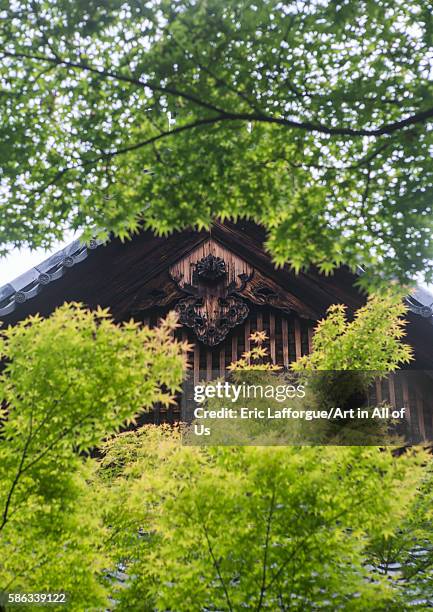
[1,1,433,286]
[0,305,186,609]
[293,291,413,371]
[94,296,426,609]
[96,427,425,611]
[368,462,433,606]
[0,296,430,609]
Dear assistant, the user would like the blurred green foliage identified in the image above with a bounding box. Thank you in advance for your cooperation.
[1,1,433,287]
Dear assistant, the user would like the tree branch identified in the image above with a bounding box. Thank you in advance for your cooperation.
[27,117,392,198]
[2,49,433,138]
[256,483,277,611]
[200,515,234,612]
[1,49,227,115]
[31,115,227,196]
[0,401,34,533]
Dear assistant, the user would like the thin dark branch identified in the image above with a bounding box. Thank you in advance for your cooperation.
[349,142,391,170]
[4,555,51,592]
[1,49,227,115]
[2,49,433,138]
[0,378,77,535]
[28,382,73,444]
[257,483,277,611]
[27,118,392,198]
[234,140,390,175]
[31,115,226,196]
[0,401,34,533]
[237,109,433,137]
[31,0,61,62]
[168,31,263,114]
[201,517,234,612]
[18,409,98,479]
[266,498,371,592]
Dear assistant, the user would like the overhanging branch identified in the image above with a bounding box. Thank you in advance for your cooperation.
[2,49,433,138]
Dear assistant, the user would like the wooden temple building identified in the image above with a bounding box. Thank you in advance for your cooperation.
[1,220,433,440]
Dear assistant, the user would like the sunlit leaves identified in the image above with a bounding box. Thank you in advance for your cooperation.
[0,304,186,609]
[293,291,413,371]
[96,427,425,610]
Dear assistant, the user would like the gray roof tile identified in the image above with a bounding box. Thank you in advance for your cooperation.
[0,237,104,318]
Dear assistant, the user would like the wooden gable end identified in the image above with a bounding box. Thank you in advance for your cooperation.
[3,220,433,435]
[125,234,321,387]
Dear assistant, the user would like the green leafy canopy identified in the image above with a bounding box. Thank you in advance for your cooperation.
[97,428,426,611]
[1,1,433,287]
[0,304,187,609]
[0,294,426,609]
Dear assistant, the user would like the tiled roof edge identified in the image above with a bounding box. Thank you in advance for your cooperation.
[0,237,104,318]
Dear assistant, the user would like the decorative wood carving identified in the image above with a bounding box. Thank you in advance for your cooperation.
[170,241,253,346]
[168,238,317,345]
[175,294,249,346]
[195,253,227,281]
[239,272,306,315]
[129,276,182,314]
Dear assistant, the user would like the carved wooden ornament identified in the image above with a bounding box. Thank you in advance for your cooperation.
[169,240,253,346]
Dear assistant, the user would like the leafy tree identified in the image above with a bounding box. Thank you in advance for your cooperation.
[293,291,413,371]
[188,292,413,445]
[97,427,424,611]
[1,1,433,287]
[227,329,282,371]
[292,291,414,444]
[0,295,425,610]
[0,305,187,610]
[367,460,433,608]
[91,295,424,610]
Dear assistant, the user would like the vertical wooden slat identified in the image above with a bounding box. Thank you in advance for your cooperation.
[416,388,426,440]
[282,317,289,368]
[307,326,314,354]
[245,320,251,363]
[231,334,238,364]
[388,374,396,408]
[269,313,276,364]
[257,311,263,331]
[402,375,411,424]
[431,397,433,439]
[181,330,189,377]
[294,317,302,361]
[375,379,382,404]
[428,404,433,442]
[206,349,213,381]
[193,343,200,386]
[219,347,225,377]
